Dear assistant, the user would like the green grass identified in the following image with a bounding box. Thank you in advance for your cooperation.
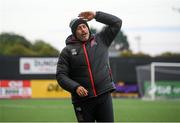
[0,98,180,122]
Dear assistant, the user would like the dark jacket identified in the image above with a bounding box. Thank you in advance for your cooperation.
[56,11,122,103]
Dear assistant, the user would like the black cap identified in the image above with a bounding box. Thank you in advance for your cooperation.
[69,18,90,38]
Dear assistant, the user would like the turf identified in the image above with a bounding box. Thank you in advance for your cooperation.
[0,98,180,122]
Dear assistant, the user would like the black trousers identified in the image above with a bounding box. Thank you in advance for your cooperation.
[73,92,114,122]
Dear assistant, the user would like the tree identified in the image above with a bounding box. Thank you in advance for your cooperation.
[32,40,59,56]
[0,32,32,48]
[4,44,37,56]
[0,32,60,56]
[155,52,180,58]
[113,30,129,51]
[90,27,129,51]
[90,27,97,34]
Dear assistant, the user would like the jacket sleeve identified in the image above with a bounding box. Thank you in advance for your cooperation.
[95,11,122,47]
[56,47,80,93]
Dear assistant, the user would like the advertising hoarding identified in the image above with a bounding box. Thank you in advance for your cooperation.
[0,80,31,98]
[31,80,70,98]
[144,81,180,98]
[20,57,58,74]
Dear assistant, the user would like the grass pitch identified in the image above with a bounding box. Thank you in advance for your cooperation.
[0,98,180,122]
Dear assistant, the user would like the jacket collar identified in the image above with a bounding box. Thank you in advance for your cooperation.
[65,34,95,45]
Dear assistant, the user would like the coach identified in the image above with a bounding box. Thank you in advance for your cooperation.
[56,11,122,122]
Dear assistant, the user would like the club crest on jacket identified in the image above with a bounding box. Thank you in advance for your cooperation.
[71,48,77,55]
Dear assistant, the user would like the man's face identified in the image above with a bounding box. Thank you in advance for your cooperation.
[75,24,90,41]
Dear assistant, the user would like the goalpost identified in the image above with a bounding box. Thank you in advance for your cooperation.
[150,62,180,100]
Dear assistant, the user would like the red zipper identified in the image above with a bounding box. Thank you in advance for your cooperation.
[82,43,97,96]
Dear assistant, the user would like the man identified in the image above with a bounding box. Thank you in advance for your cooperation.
[56,11,122,122]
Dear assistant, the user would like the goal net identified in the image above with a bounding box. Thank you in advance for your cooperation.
[136,62,180,100]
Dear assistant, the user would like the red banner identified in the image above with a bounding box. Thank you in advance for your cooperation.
[0,80,32,98]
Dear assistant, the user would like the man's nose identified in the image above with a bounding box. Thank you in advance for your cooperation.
[81,27,87,32]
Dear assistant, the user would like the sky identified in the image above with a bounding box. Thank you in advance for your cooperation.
[0,0,180,56]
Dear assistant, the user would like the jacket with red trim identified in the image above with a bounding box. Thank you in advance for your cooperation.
[56,11,122,103]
